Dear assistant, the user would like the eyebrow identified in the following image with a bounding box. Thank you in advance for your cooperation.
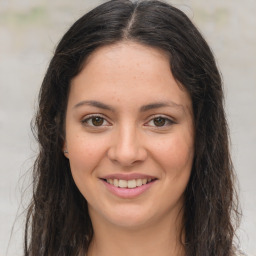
[139,101,183,112]
[73,100,183,112]
[74,100,114,111]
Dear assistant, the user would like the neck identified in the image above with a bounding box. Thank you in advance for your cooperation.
[87,209,185,256]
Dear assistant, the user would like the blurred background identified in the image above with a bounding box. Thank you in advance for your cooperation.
[0,0,255,255]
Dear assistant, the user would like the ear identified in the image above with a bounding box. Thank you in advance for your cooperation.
[63,140,69,159]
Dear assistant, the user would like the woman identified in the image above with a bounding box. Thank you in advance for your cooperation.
[25,0,241,255]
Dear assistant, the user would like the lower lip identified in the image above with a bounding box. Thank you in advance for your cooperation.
[101,179,157,199]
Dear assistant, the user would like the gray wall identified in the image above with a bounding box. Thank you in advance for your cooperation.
[0,0,255,255]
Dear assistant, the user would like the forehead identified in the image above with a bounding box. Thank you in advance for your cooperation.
[84,41,170,66]
[69,41,192,112]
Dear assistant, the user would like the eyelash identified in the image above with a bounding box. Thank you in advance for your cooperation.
[81,114,111,127]
[81,114,175,128]
[145,115,175,128]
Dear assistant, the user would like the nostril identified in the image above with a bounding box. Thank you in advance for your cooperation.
[107,141,148,167]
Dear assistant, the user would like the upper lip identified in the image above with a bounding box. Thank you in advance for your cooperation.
[100,173,157,180]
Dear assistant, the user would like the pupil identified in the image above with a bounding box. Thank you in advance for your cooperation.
[154,117,165,126]
[92,117,103,126]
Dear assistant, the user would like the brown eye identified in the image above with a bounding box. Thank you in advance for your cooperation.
[82,115,109,127]
[91,117,104,126]
[153,117,166,127]
[145,116,175,128]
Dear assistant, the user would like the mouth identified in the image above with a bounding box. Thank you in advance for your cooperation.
[101,178,157,189]
[100,174,158,198]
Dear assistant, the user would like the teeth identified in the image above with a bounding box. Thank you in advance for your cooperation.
[136,179,142,186]
[128,179,136,188]
[107,179,113,185]
[106,178,154,188]
[142,178,147,185]
[119,180,127,188]
[114,179,119,187]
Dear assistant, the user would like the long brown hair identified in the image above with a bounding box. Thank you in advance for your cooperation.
[25,0,240,255]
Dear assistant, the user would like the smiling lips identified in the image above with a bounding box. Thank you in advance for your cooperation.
[105,178,154,188]
[101,174,157,198]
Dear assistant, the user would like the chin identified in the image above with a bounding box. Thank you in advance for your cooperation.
[109,215,151,230]
[89,202,153,229]
[103,204,157,229]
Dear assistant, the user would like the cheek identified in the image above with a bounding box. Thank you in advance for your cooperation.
[153,131,194,176]
[67,134,107,176]
[67,134,108,200]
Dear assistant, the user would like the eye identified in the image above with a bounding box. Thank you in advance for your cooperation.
[145,116,175,127]
[81,115,111,127]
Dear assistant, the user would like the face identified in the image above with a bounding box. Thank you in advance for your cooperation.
[64,41,194,230]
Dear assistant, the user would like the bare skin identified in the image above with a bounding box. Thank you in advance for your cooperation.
[64,41,194,256]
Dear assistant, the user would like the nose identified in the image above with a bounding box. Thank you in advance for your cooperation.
[107,125,147,167]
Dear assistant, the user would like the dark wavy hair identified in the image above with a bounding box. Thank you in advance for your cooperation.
[24,0,240,255]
